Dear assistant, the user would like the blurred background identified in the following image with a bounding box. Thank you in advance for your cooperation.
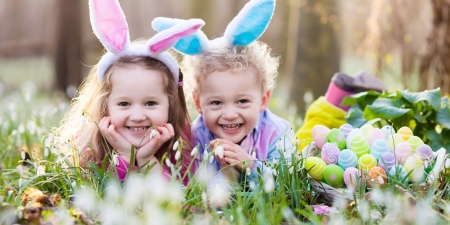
[0,0,448,126]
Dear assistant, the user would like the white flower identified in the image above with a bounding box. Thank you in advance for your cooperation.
[37,165,45,175]
[202,192,207,205]
[44,148,49,157]
[246,167,251,176]
[251,151,256,159]
[208,184,230,207]
[165,158,172,167]
[229,215,234,222]
[249,181,256,190]
[66,142,72,151]
[18,124,25,134]
[272,169,278,176]
[264,174,275,193]
[191,146,198,156]
[80,115,86,125]
[112,154,119,166]
[16,165,23,176]
[11,130,17,137]
[209,155,214,163]
[26,121,36,135]
[377,176,385,185]
[214,145,224,159]
[149,129,159,141]
[203,149,209,161]
[0,195,4,203]
[20,151,26,160]
[173,140,179,151]
[175,151,181,161]
[75,188,97,213]
[445,158,450,168]
[358,200,370,222]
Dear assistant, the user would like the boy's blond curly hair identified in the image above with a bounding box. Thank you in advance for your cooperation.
[181,39,279,95]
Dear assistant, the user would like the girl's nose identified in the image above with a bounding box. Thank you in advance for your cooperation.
[130,108,146,121]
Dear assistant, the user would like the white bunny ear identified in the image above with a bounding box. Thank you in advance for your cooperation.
[147,19,205,53]
[224,0,276,46]
[89,0,130,53]
[152,17,209,55]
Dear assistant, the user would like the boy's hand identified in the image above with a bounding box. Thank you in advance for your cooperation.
[99,116,133,162]
[211,139,255,172]
[135,123,175,165]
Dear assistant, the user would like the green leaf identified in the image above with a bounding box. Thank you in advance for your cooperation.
[341,90,381,107]
[423,130,444,151]
[442,96,450,108]
[345,104,368,128]
[436,106,450,127]
[399,88,441,111]
[364,98,412,120]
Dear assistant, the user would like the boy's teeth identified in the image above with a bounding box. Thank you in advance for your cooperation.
[222,124,241,130]
[129,127,149,131]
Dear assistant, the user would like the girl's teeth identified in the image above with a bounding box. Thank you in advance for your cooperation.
[129,127,148,131]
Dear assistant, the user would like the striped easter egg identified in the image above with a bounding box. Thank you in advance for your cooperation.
[350,135,370,157]
[338,149,358,170]
[305,157,326,181]
[370,139,390,160]
[358,154,377,172]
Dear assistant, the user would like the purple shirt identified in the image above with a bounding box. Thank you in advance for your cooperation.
[192,109,294,185]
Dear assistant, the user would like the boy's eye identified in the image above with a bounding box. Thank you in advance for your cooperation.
[145,101,157,106]
[118,102,130,106]
[237,99,249,104]
[210,101,222,105]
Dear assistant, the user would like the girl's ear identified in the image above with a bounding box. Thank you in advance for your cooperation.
[260,90,271,113]
[224,0,276,46]
[89,0,130,53]
[192,92,203,115]
[152,17,209,55]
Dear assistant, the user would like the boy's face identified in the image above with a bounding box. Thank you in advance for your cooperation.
[107,66,169,147]
[193,67,270,144]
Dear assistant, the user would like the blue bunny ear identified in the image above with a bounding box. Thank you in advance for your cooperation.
[224,0,276,46]
[152,17,209,55]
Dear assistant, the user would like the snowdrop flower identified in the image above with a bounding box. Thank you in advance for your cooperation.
[173,140,179,151]
[26,120,36,135]
[445,158,450,168]
[196,165,215,186]
[165,158,172,167]
[264,174,275,193]
[37,165,45,175]
[191,146,198,156]
[74,188,97,213]
[123,175,147,207]
[44,148,49,157]
[203,149,209,161]
[358,200,370,222]
[230,215,234,222]
[149,129,159,141]
[18,124,25,134]
[249,181,256,191]
[246,167,251,176]
[112,154,119,166]
[16,165,23,176]
[11,130,17,137]
[20,151,26,160]
[209,155,214,164]
[214,144,224,159]
[80,115,86,125]
[175,151,181,161]
[208,184,230,206]
[272,169,277,176]
[251,151,256,159]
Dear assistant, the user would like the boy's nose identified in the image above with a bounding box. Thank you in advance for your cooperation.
[222,107,238,120]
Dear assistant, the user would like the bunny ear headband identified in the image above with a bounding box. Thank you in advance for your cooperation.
[89,0,205,84]
[151,0,275,55]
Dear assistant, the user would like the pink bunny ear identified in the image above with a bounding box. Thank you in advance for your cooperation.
[147,19,205,53]
[89,0,130,53]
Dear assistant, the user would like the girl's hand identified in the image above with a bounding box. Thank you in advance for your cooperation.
[211,139,255,172]
[135,123,175,166]
[99,116,133,162]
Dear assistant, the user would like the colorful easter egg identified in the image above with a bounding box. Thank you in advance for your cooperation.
[379,152,396,172]
[339,124,353,138]
[370,139,390,160]
[404,154,424,173]
[312,125,330,149]
[381,125,396,140]
[360,124,374,136]
[416,144,434,167]
[368,167,387,187]
[358,154,377,172]
[394,142,412,165]
[397,126,413,141]
[346,128,364,150]
[344,167,362,189]
[350,135,370,157]
[407,136,424,151]
[321,143,340,164]
[389,165,409,183]
[338,149,358,170]
[387,134,405,152]
[326,128,346,150]
[305,157,326,180]
[323,164,345,188]
[366,128,385,146]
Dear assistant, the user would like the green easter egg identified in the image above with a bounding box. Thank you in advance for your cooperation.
[325,128,346,150]
[305,157,326,181]
[408,136,424,151]
[323,164,345,188]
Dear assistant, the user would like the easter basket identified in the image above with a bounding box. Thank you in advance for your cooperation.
[302,133,448,204]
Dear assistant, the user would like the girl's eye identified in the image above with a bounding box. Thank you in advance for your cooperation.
[145,101,157,106]
[237,99,249,104]
[118,102,130,106]
[210,101,222,105]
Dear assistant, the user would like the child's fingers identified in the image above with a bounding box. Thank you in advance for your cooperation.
[163,123,175,137]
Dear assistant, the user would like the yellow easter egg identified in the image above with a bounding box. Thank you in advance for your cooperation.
[305,157,326,181]
[360,124,374,136]
[397,126,413,141]
[358,154,377,172]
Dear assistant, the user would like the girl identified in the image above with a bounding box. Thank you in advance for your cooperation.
[57,0,204,183]
[152,0,294,187]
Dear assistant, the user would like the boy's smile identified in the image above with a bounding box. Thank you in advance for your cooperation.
[194,67,270,144]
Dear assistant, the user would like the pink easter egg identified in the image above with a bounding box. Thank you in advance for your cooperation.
[344,167,362,190]
[321,143,340,164]
[394,142,412,165]
[366,128,385,146]
[312,125,330,149]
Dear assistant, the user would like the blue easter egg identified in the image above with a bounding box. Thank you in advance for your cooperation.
[389,165,409,183]
[370,139,390,160]
[381,125,396,140]
[338,149,358,170]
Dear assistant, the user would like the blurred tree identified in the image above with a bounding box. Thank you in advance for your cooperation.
[287,0,341,115]
[420,0,450,94]
[54,0,82,97]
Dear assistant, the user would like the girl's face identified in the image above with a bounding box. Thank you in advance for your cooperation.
[107,65,169,147]
[193,67,270,144]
